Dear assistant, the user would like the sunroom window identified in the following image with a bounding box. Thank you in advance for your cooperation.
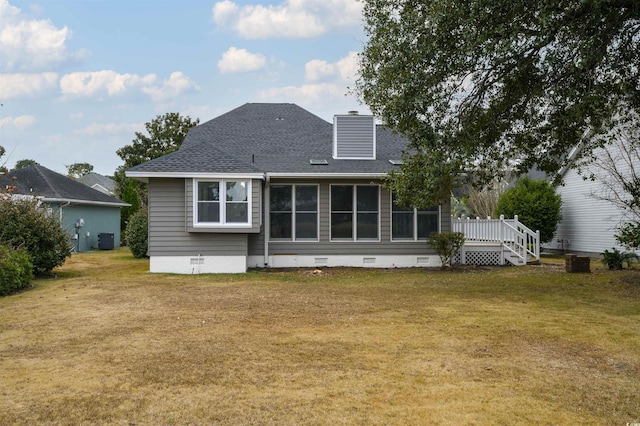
[270,184,318,240]
[195,180,250,226]
[330,185,379,241]
[391,193,439,240]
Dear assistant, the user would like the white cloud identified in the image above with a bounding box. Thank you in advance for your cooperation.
[74,122,142,136]
[0,0,86,71]
[0,72,58,98]
[0,114,36,129]
[59,70,198,101]
[141,71,200,102]
[212,0,362,39]
[305,51,359,83]
[257,82,346,101]
[217,47,267,74]
[69,112,83,121]
[59,70,156,97]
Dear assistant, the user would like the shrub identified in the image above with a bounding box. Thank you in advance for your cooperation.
[427,231,465,269]
[496,177,562,243]
[0,198,72,275]
[600,248,638,270]
[0,245,33,296]
[126,208,148,258]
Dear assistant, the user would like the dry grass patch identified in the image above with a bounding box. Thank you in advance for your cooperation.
[1,249,639,425]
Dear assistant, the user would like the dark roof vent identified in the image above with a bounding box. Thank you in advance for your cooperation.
[348,110,359,115]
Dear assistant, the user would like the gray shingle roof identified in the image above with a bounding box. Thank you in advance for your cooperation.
[77,172,116,195]
[127,103,409,176]
[0,165,128,206]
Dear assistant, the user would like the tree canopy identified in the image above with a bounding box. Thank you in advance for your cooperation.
[114,112,199,227]
[116,112,199,169]
[66,163,94,178]
[13,159,39,170]
[357,0,640,207]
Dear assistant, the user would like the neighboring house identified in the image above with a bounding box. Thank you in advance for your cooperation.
[546,145,630,256]
[77,172,116,196]
[126,103,450,274]
[0,165,129,252]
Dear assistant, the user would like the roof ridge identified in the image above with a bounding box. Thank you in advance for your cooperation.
[33,165,63,198]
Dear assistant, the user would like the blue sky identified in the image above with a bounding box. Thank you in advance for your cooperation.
[0,0,368,176]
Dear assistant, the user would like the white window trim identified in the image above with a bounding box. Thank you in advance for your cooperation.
[329,184,381,242]
[193,179,252,228]
[269,184,320,242]
[390,193,441,241]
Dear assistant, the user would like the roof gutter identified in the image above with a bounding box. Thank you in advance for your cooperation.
[125,171,265,180]
[41,198,131,208]
[265,172,387,179]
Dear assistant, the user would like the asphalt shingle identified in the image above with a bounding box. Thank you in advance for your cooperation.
[127,103,410,176]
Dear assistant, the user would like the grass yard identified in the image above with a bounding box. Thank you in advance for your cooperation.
[1,248,639,425]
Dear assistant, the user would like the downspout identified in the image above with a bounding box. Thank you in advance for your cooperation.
[264,173,270,267]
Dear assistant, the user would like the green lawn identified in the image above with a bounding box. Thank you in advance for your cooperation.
[0,248,639,425]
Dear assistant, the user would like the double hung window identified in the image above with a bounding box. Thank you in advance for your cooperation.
[270,185,318,240]
[195,180,250,226]
[391,193,439,240]
[330,185,379,240]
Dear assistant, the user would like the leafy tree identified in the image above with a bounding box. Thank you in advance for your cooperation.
[0,145,6,174]
[357,0,640,208]
[114,113,199,223]
[125,208,148,259]
[117,112,199,169]
[496,177,562,244]
[14,159,39,169]
[0,196,72,275]
[66,162,94,178]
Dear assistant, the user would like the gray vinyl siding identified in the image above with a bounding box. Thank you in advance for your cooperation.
[334,115,375,159]
[185,178,261,233]
[148,178,248,256]
[248,178,450,257]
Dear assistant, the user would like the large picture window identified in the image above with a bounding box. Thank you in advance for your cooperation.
[391,193,439,240]
[330,185,379,241]
[269,185,318,240]
[195,180,250,226]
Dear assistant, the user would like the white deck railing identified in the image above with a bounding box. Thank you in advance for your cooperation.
[452,215,540,266]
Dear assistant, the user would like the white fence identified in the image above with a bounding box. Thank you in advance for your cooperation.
[452,215,540,266]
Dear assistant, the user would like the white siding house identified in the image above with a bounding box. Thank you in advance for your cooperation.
[546,144,633,256]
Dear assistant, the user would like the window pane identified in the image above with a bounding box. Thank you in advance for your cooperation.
[226,203,248,223]
[357,213,378,239]
[296,185,317,211]
[295,212,317,239]
[198,202,220,222]
[270,212,292,239]
[226,181,247,202]
[270,185,292,211]
[331,185,352,211]
[392,212,414,239]
[331,213,352,239]
[357,186,378,211]
[198,182,219,201]
[417,211,439,239]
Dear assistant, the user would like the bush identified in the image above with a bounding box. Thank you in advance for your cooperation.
[427,231,465,269]
[600,248,638,270]
[0,245,33,295]
[0,198,72,275]
[126,208,148,258]
[496,177,562,243]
